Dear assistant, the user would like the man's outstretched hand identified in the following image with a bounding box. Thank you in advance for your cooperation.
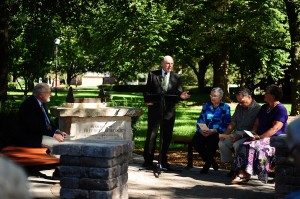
[180,91,190,100]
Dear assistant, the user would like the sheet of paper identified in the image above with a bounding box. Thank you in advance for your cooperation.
[243,130,255,138]
[198,123,209,130]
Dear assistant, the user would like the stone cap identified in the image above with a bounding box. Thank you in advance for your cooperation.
[50,105,143,117]
[270,134,287,149]
[52,139,132,158]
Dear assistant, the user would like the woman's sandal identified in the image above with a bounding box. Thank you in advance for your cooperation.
[238,172,251,179]
[231,177,250,184]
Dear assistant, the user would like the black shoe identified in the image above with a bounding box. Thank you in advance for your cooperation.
[161,162,171,169]
[212,161,219,171]
[227,170,235,178]
[142,162,154,169]
[52,168,60,180]
[200,164,210,174]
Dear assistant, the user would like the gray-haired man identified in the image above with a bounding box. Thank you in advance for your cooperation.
[218,87,261,177]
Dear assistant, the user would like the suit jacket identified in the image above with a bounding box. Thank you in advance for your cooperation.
[144,70,183,119]
[15,95,56,147]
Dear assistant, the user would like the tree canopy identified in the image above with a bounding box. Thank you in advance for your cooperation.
[0,0,299,114]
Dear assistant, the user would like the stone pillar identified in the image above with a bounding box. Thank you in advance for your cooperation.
[53,139,132,199]
[271,135,300,199]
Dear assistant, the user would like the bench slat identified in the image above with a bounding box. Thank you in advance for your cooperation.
[173,136,193,167]
[0,147,59,167]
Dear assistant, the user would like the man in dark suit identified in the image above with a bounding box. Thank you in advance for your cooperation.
[15,83,67,149]
[143,55,190,168]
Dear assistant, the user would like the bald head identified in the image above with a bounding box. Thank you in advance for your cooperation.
[161,55,174,73]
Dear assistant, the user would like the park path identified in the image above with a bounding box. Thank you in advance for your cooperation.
[29,153,275,199]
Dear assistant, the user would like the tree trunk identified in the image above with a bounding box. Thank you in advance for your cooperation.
[197,54,211,90]
[0,13,9,103]
[284,0,300,116]
[66,70,73,86]
[212,45,230,102]
[187,54,211,94]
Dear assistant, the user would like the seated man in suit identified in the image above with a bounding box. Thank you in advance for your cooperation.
[15,83,67,150]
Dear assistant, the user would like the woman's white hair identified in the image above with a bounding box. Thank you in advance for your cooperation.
[0,157,32,199]
[211,87,224,97]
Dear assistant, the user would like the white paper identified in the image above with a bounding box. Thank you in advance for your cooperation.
[243,130,255,138]
[198,123,209,130]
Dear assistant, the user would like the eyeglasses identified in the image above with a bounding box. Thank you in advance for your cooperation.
[236,94,249,100]
[210,95,220,98]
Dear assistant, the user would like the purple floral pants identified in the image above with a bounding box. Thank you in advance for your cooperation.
[234,137,276,183]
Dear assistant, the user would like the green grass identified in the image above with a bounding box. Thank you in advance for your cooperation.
[5,89,294,150]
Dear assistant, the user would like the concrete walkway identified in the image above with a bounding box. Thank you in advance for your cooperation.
[28,153,275,199]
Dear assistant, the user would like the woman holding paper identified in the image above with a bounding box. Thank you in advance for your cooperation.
[192,87,231,174]
[232,84,288,184]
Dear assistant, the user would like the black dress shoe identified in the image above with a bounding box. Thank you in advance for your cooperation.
[161,162,171,169]
[52,168,60,180]
[200,164,210,174]
[142,162,154,169]
[212,161,219,171]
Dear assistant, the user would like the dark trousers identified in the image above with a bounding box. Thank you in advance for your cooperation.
[143,113,175,165]
[192,132,219,167]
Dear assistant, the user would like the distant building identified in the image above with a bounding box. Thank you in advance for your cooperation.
[71,72,145,86]
[81,72,105,86]
[126,73,147,85]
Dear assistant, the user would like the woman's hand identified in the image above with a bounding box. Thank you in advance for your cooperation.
[201,129,216,137]
[249,135,260,141]
[201,130,210,137]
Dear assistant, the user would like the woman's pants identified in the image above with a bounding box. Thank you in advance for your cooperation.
[192,132,219,167]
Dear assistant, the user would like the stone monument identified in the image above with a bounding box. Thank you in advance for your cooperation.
[51,103,143,142]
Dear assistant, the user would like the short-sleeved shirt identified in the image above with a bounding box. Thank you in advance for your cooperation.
[256,103,288,136]
[196,101,231,134]
[231,100,261,131]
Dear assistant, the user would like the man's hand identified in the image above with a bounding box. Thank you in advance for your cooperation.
[219,136,226,141]
[229,134,241,142]
[146,102,154,106]
[180,91,190,100]
[60,131,67,138]
[228,135,239,142]
[53,130,67,142]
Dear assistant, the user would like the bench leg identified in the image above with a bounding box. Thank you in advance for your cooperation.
[187,143,193,167]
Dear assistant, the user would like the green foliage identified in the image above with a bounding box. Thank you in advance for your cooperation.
[2,0,299,113]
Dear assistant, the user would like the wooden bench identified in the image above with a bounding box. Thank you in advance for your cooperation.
[173,136,193,167]
[0,146,59,169]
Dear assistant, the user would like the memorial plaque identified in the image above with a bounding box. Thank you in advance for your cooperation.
[70,117,132,141]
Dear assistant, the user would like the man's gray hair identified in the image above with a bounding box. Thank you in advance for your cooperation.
[33,83,50,95]
[0,157,32,199]
[211,87,224,97]
[236,87,252,97]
